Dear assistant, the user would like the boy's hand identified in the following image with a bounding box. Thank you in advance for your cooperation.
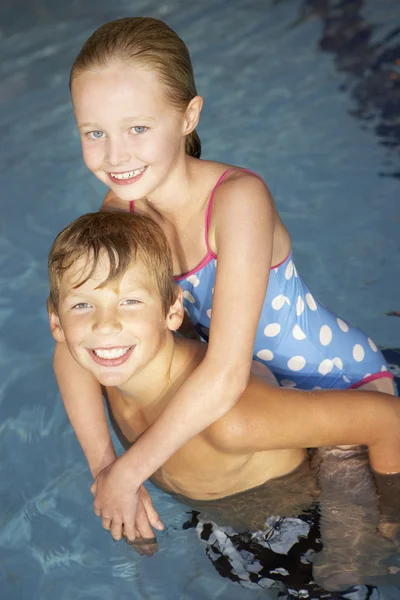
[90,460,164,542]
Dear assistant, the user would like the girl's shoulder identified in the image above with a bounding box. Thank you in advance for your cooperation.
[198,160,272,204]
[206,163,274,213]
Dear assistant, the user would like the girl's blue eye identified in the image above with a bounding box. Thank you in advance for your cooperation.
[73,302,90,309]
[132,126,147,135]
[123,299,141,306]
[88,130,104,140]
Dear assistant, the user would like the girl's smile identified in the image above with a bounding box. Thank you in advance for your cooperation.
[71,62,188,203]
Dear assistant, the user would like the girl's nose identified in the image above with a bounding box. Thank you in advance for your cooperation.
[92,308,122,336]
[105,137,130,167]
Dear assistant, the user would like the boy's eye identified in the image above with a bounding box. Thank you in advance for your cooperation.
[122,299,142,306]
[87,130,104,140]
[131,126,148,135]
[72,302,91,309]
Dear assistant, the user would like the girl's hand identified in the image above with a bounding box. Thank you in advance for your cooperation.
[90,459,164,542]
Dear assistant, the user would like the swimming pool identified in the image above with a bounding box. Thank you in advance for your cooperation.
[1,0,399,598]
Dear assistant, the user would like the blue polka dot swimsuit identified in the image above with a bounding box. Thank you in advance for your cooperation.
[134,169,393,391]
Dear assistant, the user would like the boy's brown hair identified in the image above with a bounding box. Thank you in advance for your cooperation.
[48,212,177,315]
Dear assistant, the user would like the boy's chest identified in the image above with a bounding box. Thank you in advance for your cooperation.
[108,392,249,498]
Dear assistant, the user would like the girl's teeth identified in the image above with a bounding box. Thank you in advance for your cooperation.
[111,167,145,180]
[93,347,131,359]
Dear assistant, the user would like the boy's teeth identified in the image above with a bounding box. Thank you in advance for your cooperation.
[111,167,145,180]
[93,347,131,359]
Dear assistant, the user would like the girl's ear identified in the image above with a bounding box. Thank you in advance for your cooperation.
[166,286,184,332]
[47,298,66,342]
[183,96,203,136]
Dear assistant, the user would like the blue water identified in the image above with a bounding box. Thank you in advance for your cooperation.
[1,0,399,598]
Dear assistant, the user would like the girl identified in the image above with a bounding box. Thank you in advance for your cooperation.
[56,16,394,542]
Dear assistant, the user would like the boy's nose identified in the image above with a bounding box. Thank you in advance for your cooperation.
[92,308,123,336]
[105,137,130,167]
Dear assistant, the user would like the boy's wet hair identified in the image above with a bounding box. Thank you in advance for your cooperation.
[48,212,177,315]
[70,16,201,159]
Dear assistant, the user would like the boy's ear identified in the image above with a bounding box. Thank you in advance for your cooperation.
[47,297,65,343]
[183,95,203,136]
[166,287,184,332]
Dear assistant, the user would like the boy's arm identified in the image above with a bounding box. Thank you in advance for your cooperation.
[54,341,116,478]
[210,383,400,474]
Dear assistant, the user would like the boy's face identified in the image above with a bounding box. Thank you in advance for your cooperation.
[49,252,181,387]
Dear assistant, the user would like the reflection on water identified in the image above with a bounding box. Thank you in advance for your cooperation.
[178,447,400,597]
[277,0,400,178]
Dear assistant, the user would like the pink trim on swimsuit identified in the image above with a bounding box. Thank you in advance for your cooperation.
[129,168,292,278]
[348,371,394,389]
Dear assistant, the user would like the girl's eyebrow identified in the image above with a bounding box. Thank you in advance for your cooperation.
[78,116,157,129]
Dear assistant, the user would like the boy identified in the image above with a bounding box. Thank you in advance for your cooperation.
[48,211,400,547]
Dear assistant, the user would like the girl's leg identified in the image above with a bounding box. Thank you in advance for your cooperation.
[357,377,396,395]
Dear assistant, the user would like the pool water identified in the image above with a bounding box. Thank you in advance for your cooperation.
[1,0,400,598]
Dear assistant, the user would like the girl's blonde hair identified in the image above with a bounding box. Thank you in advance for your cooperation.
[70,17,201,158]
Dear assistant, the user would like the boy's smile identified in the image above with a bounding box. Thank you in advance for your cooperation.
[50,252,181,388]
[88,344,135,367]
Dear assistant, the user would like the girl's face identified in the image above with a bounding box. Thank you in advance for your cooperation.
[71,61,189,202]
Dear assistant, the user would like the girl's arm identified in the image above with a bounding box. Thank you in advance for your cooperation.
[92,174,277,539]
[53,341,116,478]
[211,384,400,474]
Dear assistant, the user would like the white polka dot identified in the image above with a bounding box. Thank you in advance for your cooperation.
[319,325,332,346]
[256,349,274,362]
[288,356,306,371]
[264,323,281,337]
[313,386,322,390]
[368,337,378,352]
[274,268,278,274]
[294,266,298,278]
[343,375,351,383]
[337,318,349,332]
[183,291,195,303]
[206,309,212,319]
[292,325,306,340]
[285,260,294,280]
[214,259,217,267]
[296,296,305,316]
[363,373,371,379]
[281,379,297,388]
[187,274,200,287]
[306,293,317,311]
[381,365,387,372]
[271,294,290,310]
[318,359,333,375]
[184,307,190,316]
[333,357,343,370]
[353,344,365,362]
[212,287,214,294]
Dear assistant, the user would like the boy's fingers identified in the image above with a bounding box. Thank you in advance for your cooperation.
[102,516,112,530]
[135,511,155,540]
[122,518,136,542]
[141,488,164,530]
[110,518,124,541]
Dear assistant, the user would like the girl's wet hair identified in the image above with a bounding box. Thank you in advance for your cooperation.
[48,211,177,315]
[70,16,201,158]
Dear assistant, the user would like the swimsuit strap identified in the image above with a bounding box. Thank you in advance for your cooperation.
[204,168,260,256]
[129,200,135,213]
